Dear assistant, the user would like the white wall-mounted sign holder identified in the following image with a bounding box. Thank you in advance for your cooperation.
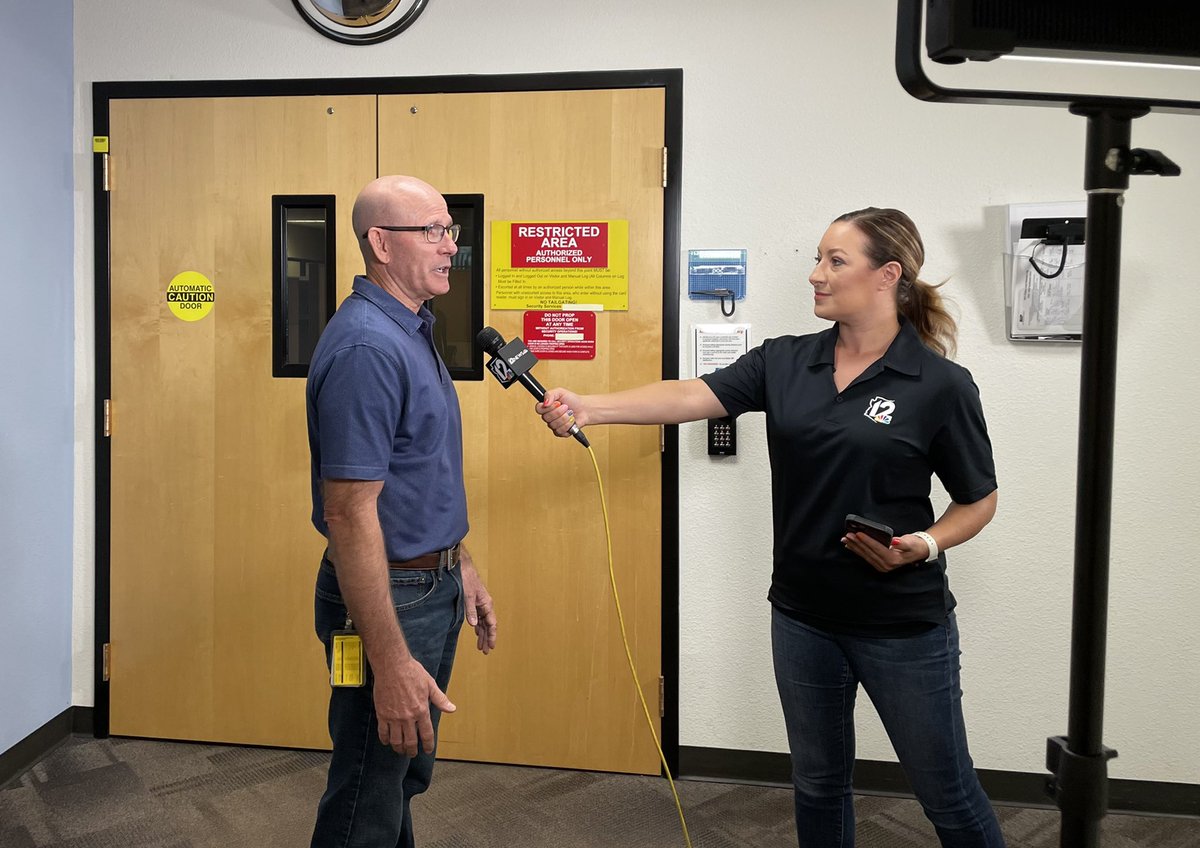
[1004,201,1087,343]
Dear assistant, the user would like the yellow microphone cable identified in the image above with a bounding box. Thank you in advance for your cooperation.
[584,443,693,848]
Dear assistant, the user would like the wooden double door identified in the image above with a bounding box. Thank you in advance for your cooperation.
[105,85,667,774]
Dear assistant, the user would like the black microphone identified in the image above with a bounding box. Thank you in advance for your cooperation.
[476,326,590,448]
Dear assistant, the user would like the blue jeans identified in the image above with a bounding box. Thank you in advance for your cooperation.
[310,557,464,848]
[771,609,1005,848]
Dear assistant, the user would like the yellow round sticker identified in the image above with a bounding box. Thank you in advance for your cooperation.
[166,271,215,321]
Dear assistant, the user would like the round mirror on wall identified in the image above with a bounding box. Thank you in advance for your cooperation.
[292,0,430,44]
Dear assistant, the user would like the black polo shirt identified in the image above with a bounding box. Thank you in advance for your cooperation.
[700,319,996,635]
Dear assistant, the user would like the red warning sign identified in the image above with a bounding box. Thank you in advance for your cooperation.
[523,311,596,360]
[511,223,608,268]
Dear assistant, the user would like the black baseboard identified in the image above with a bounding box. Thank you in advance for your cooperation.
[1,707,83,788]
[677,745,1200,818]
[72,706,95,735]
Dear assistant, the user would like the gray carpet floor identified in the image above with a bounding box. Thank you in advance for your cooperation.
[1,736,1197,847]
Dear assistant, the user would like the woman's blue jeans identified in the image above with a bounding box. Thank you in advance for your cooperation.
[310,557,464,848]
[771,608,1006,848]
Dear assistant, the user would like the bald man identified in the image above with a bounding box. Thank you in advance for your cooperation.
[306,176,497,848]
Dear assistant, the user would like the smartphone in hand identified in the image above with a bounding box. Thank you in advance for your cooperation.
[844,514,895,547]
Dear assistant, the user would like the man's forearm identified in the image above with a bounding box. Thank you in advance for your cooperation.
[325,494,411,666]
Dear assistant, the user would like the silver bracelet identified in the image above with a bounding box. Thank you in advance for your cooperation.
[912,530,939,562]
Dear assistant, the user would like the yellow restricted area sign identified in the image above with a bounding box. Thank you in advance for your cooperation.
[166,271,215,321]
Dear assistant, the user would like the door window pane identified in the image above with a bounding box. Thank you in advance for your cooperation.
[430,193,484,381]
[273,196,336,377]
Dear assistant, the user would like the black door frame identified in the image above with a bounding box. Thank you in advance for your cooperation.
[91,68,684,771]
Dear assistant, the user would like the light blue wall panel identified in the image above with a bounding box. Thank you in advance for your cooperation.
[0,0,75,752]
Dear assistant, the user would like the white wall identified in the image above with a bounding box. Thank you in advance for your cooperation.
[1,0,74,752]
[72,0,1200,782]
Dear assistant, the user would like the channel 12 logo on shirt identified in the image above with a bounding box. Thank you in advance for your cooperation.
[864,396,895,425]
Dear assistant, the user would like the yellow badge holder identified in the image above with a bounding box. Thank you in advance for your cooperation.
[330,616,366,687]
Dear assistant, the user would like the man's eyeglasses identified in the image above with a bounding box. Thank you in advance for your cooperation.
[361,223,462,244]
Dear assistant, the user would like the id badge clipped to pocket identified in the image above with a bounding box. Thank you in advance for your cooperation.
[330,628,367,688]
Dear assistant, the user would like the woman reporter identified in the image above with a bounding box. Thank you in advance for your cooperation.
[538,208,1005,848]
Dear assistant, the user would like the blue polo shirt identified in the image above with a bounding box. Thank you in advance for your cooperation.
[700,319,996,634]
[307,276,468,561]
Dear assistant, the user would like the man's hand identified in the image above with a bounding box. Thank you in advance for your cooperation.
[372,656,456,757]
[460,551,497,654]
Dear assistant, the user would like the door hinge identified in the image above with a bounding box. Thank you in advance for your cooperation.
[658,676,665,717]
[659,424,665,453]
[101,153,110,192]
[103,399,112,437]
[661,147,668,188]
[102,643,111,682]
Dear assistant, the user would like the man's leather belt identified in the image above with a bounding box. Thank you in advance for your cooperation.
[388,543,460,571]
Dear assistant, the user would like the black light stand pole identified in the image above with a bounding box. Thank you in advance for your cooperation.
[1044,105,1181,848]
[1044,105,1141,848]
[894,5,1188,845]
